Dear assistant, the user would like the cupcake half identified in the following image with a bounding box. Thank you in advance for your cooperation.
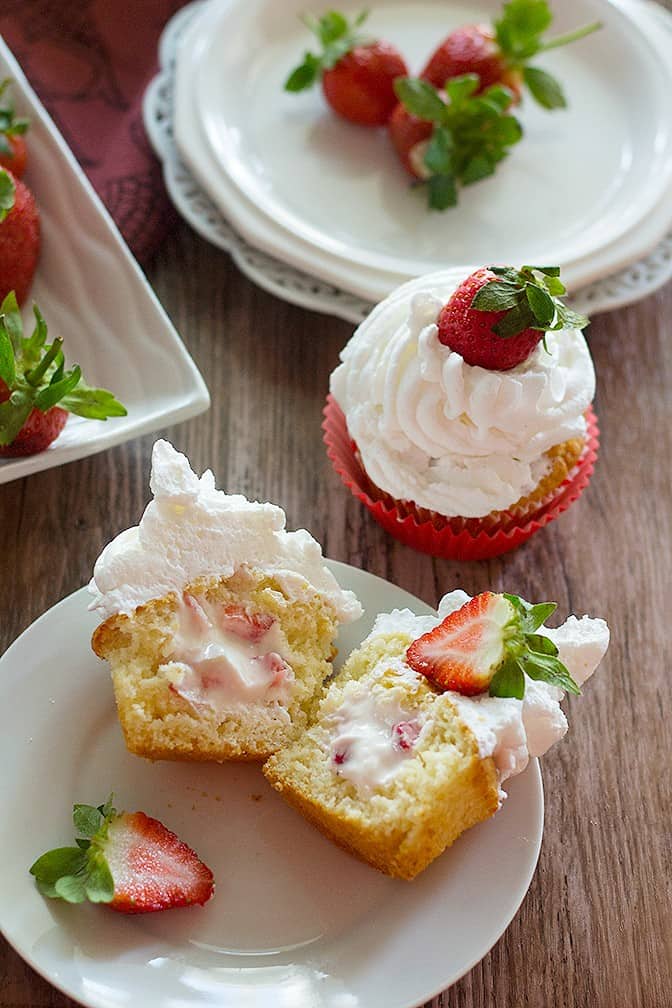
[327,266,598,558]
[90,440,362,762]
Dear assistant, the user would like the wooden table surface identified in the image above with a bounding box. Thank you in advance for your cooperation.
[2,59,672,1008]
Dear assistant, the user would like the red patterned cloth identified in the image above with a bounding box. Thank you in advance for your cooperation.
[0,0,186,264]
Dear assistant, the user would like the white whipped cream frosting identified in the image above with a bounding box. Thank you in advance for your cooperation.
[329,590,609,796]
[330,270,595,517]
[88,440,362,623]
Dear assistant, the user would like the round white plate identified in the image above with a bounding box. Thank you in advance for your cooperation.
[0,563,543,1008]
[146,1,672,324]
[175,0,672,297]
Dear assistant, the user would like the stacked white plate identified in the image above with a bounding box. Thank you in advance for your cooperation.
[156,0,672,318]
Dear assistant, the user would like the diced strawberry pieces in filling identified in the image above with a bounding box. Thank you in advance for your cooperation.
[392,720,421,751]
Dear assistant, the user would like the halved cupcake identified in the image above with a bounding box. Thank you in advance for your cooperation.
[264,590,609,879]
[90,440,362,761]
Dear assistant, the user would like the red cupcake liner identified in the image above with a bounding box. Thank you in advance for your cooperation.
[322,395,600,561]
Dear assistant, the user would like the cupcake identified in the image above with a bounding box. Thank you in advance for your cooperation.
[90,440,362,762]
[264,589,609,879]
[326,265,598,559]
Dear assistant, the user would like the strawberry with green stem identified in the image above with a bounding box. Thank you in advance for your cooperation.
[0,168,39,305]
[285,10,408,127]
[30,796,215,912]
[390,74,523,209]
[422,0,602,110]
[0,292,127,457]
[406,592,580,700]
[0,79,29,178]
[437,264,589,370]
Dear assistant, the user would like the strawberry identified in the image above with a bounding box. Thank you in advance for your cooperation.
[285,10,408,127]
[0,292,126,456]
[0,79,29,178]
[422,0,601,110]
[0,169,39,305]
[30,797,214,913]
[392,75,522,207]
[437,265,589,370]
[407,592,581,700]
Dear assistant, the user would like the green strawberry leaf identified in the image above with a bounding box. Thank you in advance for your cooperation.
[462,154,496,185]
[285,53,321,92]
[492,300,536,337]
[54,874,89,903]
[523,65,566,109]
[489,657,526,699]
[315,10,349,45]
[526,283,556,327]
[423,125,454,176]
[526,632,559,656]
[0,392,33,446]
[427,173,457,210]
[445,73,480,107]
[523,649,581,694]
[75,838,91,851]
[495,0,553,61]
[34,366,81,411]
[0,324,16,387]
[25,338,64,387]
[555,304,590,331]
[472,281,522,312]
[0,291,22,354]
[60,384,128,420]
[0,168,15,223]
[30,846,87,896]
[84,853,115,903]
[394,77,446,123]
[73,803,105,838]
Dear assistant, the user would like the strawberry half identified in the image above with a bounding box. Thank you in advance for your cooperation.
[407,592,581,699]
[0,169,39,304]
[30,797,214,913]
[0,292,126,457]
[437,265,589,370]
[422,1,601,110]
[285,10,408,127]
[391,75,522,209]
[0,79,29,178]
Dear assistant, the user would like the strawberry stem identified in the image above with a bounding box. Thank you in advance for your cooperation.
[538,21,602,52]
[25,337,63,386]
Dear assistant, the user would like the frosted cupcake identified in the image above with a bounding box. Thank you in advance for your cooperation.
[326,265,598,559]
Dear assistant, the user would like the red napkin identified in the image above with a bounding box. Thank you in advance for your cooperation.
[0,0,186,264]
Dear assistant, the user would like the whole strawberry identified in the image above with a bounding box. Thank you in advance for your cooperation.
[437,265,589,370]
[406,592,580,699]
[285,10,408,127]
[422,0,601,110]
[391,75,522,207]
[0,79,29,178]
[0,169,39,304]
[30,797,215,913]
[0,292,126,457]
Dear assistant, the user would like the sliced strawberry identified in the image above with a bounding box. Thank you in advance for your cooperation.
[392,720,421,750]
[407,592,518,696]
[285,10,407,127]
[104,811,214,914]
[437,265,589,370]
[30,797,214,914]
[0,169,39,305]
[406,592,582,700]
[0,292,126,456]
[217,604,276,643]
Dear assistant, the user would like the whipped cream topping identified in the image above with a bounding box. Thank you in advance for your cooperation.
[89,440,362,622]
[330,271,595,517]
[325,684,427,796]
[329,590,609,797]
[160,593,294,718]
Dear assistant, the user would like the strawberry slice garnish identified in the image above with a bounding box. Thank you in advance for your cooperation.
[391,74,522,209]
[285,10,408,127]
[0,169,39,305]
[437,265,589,370]
[30,797,214,913]
[407,592,581,699]
[0,292,126,456]
[422,1,601,110]
[0,79,29,178]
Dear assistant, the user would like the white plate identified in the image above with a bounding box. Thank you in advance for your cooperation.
[0,39,210,485]
[146,1,672,324]
[174,0,672,301]
[0,562,543,1008]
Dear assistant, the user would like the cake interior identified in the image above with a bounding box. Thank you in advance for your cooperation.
[92,567,341,761]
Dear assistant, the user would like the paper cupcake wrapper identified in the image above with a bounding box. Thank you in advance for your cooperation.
[322,395,599,561]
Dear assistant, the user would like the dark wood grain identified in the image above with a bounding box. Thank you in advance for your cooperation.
[3,42,672,1008]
